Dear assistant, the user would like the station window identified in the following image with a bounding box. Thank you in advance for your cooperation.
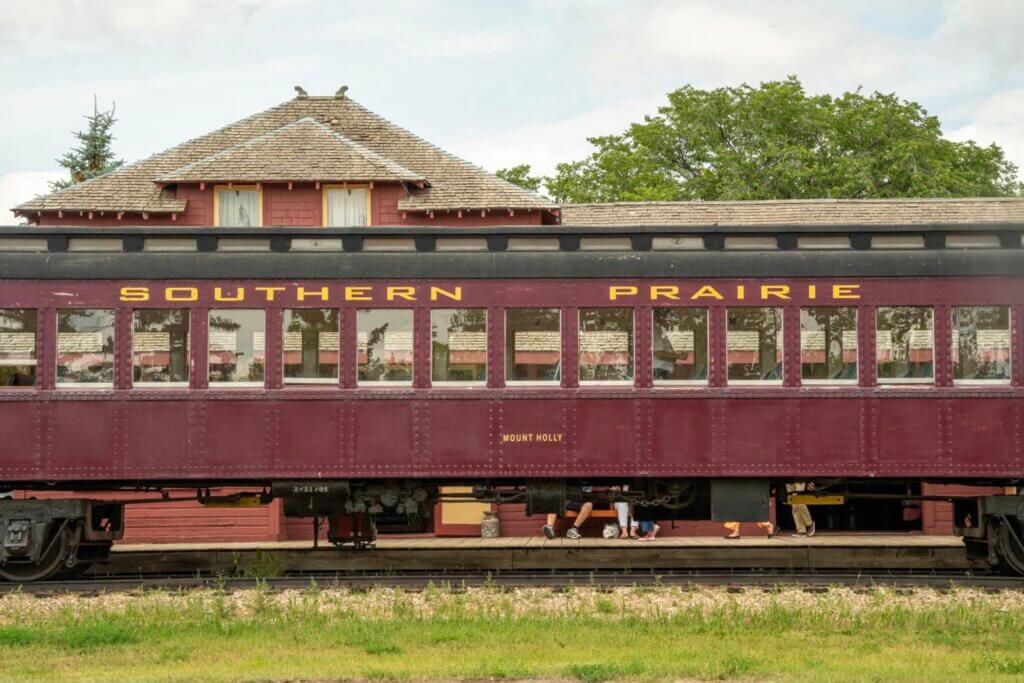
[727,307,783,383]
[0,309,37,387]
[652,308,708,383]
[208,310,266,386]
[215,186,262,227]
[579,308,633,383]
[506,308,560,384]
[283,309,339,384]
[800,307,857,382]
[431,309,486,384]
[357,309,413,384]
[953,306,1010,382]
[133,310,189,386]
[324,186,369,226]
[57,309,115,387]
[876,307,934,383]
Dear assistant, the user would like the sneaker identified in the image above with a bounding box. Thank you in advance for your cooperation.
[566,527,582,540]
[791,532,807,538]
[807,522,816,537]
[542,524,555,540]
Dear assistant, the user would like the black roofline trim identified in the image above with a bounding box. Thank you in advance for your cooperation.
[2,251,1021,280]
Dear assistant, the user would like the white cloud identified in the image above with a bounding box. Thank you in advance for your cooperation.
[949,88,1024,170]
[0,172,63,224]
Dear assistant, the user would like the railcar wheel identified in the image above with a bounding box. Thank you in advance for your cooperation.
[0,526,70,583]
[994,518,1024,576]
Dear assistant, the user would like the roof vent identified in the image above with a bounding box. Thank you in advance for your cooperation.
[336,85,349,100]
[294,85,308,99]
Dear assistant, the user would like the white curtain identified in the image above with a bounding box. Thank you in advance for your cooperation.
[218,189,260,227]
[326,188,368,226]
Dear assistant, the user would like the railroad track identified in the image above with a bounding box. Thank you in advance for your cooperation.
[5,569,1024,595]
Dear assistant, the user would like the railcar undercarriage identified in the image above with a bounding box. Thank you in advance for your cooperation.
[1,478,1023,581]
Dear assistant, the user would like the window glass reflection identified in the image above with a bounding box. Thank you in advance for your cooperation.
[0,309,36,387]
[953,306,1010,381]
[432,309,486,383]
[800,307,857,381]
[727,307,783,381]
[579,308,633,382]
[358,309,413,383]
[133,310,189,385]
[506,308,560,383]
[209,310,265,385]
[876,306,934,382]
[652,308,708,382]
[57,309,114,385]
[283,309,339,384]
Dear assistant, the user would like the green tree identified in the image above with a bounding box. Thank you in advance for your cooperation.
[546,77,1019,203]
[496,164,544,193]
[50,98,124,191]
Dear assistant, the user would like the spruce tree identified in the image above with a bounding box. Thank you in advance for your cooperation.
[49,97,124,191]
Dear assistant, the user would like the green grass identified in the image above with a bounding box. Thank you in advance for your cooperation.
[0,586,1021,681]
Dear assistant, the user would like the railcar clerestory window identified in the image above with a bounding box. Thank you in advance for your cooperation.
[953,306,1011,382]
[358,309,413,384]
[0,309,36,387]
[57,309,115,387]
[579,308,634,383]
[727,307,783,382]
[876,307,934,383]
[208,310,266,386]
[431,309,486,384]
[133,310,189,386]
[652,308,708,383]
[283,309,339,384]
[506,308,561,384]
[800,307,858,382]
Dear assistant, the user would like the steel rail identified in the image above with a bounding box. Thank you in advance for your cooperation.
[5,570,1023,595]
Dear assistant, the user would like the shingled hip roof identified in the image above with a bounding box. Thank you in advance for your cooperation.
[16,95,555,216]
[560,198,1024,226]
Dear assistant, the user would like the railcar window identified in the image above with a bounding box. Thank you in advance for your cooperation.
[283,309,339,385]
[876,307,934,383]
[431,309,486,384]
[215,187,261,227]
[800,307,857,382]
[208,310,266,387]
[506,308,560,384]
[953,306,1010,382]
[0,309,36,387]
[579,308,634,383]
[57,310,114,387]
[357,310,413,384]
[727,308,783,383]
[652,308,708,383]
[132,310,189,386]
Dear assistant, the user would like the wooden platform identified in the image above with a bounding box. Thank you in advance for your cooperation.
[93,535,972,576]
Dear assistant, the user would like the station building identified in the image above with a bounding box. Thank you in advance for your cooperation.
[12,89,1021,542]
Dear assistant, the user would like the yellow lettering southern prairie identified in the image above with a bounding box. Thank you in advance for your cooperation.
[255,286,285,302]
[833,284,861,300]
[297,286,329,302]
[119,286,149,302]
[808,284,817,300]
[430,286,462,302]
[387,286,417,301]
[214,286,245,302]
[609,285,638,301]
[691,285,724,301]
[345,286,372,301]
[649,285,680,301]
[761,285,790,300]
[165,286,198,302]
[736,285,745,300]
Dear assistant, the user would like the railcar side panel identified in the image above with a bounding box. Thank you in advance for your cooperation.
[426,399,494,475]
[124,401,192,477]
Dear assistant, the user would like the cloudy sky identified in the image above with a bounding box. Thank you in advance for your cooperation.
[2,0,1023,221]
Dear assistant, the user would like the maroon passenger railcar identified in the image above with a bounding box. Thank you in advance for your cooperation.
[0,223,1023,579]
